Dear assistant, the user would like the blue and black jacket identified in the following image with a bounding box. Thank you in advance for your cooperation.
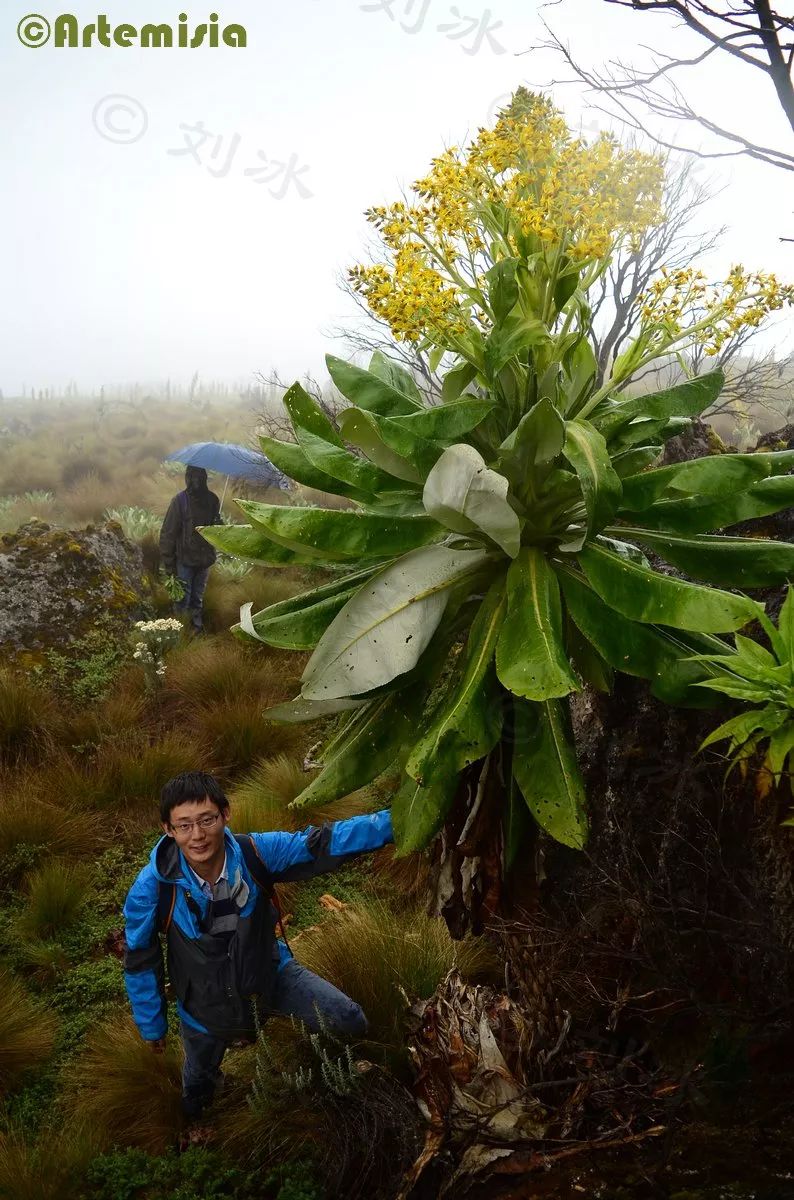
[123,811,393,1041]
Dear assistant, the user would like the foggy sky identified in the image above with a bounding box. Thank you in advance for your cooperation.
[2,0,792,396]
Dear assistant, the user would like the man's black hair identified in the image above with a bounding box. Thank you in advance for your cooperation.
[160,772,229,824]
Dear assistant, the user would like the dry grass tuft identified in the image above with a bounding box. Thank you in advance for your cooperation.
[162,637,292,711]
[0,1125,98,1200]
[294,900,500,1053]
[0,789,97,871]
[0,967,57,1094]
[16,861,92,939]
[64,1017,184,1152]
[189,699,303,776]
[202,570,307,634]
[61,474,132,522]
[229,754,372,834]
[0,669,53,766]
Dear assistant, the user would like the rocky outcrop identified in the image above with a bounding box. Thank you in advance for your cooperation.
[0,518,151,664]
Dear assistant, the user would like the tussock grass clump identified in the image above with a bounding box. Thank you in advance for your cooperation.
[62,474,131,522]
[65,1017,183,1152]
[229,754,371,834]
[0,967,57,1093]
[190,700,303,775]
[294,900,500,1052]
[0,1124,98,1200]
[53,730,208,817]
[0,792,96,871]
[0,669,53,765]
[16,861,91,939]
[162,637,288,711]
[202,570,306,634]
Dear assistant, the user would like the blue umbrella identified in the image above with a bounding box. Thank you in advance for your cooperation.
[164,442,288,487]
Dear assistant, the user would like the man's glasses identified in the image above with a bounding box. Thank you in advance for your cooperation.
[169,813,222,836]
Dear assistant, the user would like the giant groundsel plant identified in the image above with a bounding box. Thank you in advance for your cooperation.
[203,91,794,856]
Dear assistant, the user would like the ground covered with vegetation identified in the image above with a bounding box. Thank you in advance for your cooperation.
[0,388,502,1199]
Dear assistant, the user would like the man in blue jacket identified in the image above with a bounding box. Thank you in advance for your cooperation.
[124,770,393,1118]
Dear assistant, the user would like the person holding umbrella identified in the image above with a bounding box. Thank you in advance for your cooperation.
[159,465,223,634]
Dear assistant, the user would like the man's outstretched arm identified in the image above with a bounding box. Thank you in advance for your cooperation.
[123,866,168,1042]
[249,810,393,883]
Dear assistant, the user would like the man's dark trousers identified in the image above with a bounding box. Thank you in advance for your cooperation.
[180,959,367,1117]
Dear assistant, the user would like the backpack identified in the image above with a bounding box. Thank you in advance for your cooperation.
[157,833,290,949]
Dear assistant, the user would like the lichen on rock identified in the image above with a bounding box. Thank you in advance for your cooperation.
[0,518,152,663]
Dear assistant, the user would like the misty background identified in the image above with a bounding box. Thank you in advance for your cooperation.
[2,0,792,396]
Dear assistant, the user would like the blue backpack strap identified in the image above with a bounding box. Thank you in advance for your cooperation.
[178,490,189,522]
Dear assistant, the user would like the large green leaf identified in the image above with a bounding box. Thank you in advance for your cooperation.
[578,543,760,633]
[289,691,416,810]
[337,408,424,484]
[264,695,369,723]
[300,544,488,699]
[619,526,794,589]
[326,354,421,416]
[406,580,506,791]
[558,567,717,704]
[620,451,794,512]
[623,475,794,534]
[237,590,358,650]
[368,351,424,405]
[198,522,322,567]
[283,382,410,495]
[347,407,443,477]
[483,316,550,378]
[392,771,458,854]
[389,397,495,442]
[499,397,565,473]
[257,434,372,502]
[563,419,622,536]
[293,421,409,496]
[441,359,477,404]
[423,444,521,557]
[486,258,520,324]
[283,382,344,445]
[237,500,442,562]
[595,371,724,438]
[496,548,579,700]
[513,698,587,849]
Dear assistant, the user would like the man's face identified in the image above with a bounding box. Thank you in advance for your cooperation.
[164,795,228,870]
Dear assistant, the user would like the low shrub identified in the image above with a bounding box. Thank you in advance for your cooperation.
[0,668,54,765]
[293,900,500,1054]
[64,1017,184,1152]
[16,861,92,939]
[41,616,129,705]
[80,1146,261,1200]
[0,967,57,1094]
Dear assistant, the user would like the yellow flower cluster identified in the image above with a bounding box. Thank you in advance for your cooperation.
[349,246,469,344]
[349,89,665,344]
[639,265,794,356]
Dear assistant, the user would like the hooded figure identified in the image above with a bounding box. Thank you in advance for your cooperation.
[159,466,222,632]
